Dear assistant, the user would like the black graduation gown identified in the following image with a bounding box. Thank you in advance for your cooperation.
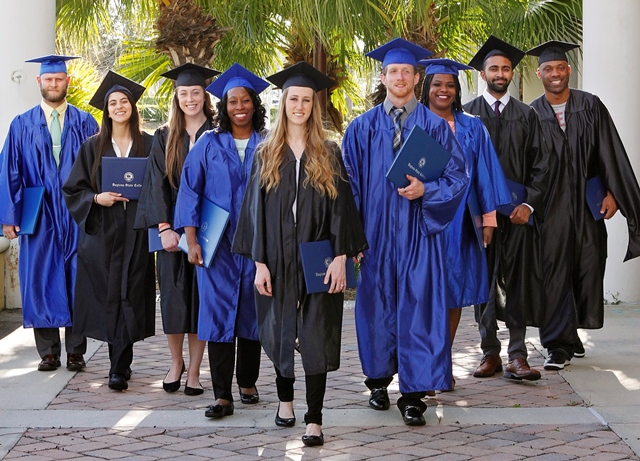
[134,122,212,334]
[531,90,640,338]
[232,142,368,378]
[463,96,549,328]
[63,133,156,344]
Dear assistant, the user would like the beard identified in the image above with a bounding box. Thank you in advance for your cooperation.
[486,79,510,95]
[40,86,67,104]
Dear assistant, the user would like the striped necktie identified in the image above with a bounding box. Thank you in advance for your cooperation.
[392,106,405,152]
[51,109,61,166]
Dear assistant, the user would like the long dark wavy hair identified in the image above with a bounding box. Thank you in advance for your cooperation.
[213,87,267,134]
[91,90,144,190]
[420,73,463,113]
[165,90,215,189]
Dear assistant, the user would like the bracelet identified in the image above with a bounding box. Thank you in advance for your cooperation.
[93,194,98,204]
[158,227,172,234]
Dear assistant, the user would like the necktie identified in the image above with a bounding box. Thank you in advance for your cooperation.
[51,109,62,166]
[392,106,405,152]
[493,100,501,122]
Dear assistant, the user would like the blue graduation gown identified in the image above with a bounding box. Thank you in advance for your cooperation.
[0,105,98,328]
[342,102,468,393]
[174,130,260,343]
[443,111,511,308]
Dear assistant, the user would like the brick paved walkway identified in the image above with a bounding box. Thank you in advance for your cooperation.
[1,304,638,460]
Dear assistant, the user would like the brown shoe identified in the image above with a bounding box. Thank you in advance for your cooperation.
[473,354,503,378]
[66,354,86,371]
[38,354,61,371]
[503,358,541,381]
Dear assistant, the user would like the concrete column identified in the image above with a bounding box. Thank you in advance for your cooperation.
[584,0,640,303]
[0,2,56,308]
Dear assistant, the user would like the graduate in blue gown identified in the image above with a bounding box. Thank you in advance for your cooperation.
[341,39,468,425]
[419,58,511,389]
[173,64,269,419]
[0,55,97,371]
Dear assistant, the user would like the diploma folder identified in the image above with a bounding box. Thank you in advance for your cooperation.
[148,228,164,252]
[177,197,230,268]
[586,175,607,221]
[299,240,357,294]
[385,125,452,188]
[16,186,45,235]
[101,157,147,200]
[497,179,534,226]
[466,187,485,250]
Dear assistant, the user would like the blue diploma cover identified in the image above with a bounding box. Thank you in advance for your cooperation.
[299,240,357,294]
[178,196,230,268]
[386,125,452,188]
[497,179,534,226]
[586,175,607,221]
[16,186,45,235]
[466,187,485,250]
[148,228,164,252]
[101,157,147,200]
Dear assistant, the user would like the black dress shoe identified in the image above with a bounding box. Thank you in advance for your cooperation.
[38,354,61,371]
[162,362,185,393]
[369,388,390,411]
[124,367,132,381]
[239,386,260,404]
[204,402,234,418]
[184,380,204,396]
[402,405,426,426]
[301,432,324,447]
[108,373,128,391]
[275,403,296,427]
[66,354,86,371]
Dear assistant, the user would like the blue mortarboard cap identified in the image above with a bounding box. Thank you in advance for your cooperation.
[267,62,335,92]
[527,40,580,65]
[206,63,269,99]
[365,38,432,67]
[161,63,220,88]
[25,54,79,75]
[420,58,473,75]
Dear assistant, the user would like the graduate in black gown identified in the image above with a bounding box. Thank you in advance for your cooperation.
[528,41,640,369]
[233,62,368,446]
[134,64,218,395]
[63,72,155,391]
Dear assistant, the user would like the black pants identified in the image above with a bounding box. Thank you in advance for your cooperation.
[365,376,427,412]
[34,327,86,358]
[275,367,327,425]
[108,310,133,376]
[208,337,261,401]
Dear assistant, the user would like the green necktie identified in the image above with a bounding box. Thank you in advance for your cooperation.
[51,109,61,166]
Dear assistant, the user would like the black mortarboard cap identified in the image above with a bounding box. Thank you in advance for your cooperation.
[25,54,79,75]
[267,61,335,92]
[89,71,146,110]
[160,63,220,88]
[527,40,580,65]
[468,36,525,71]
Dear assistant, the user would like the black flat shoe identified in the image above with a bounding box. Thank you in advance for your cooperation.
[369,387,390,411]
[275,403,296,427]
[239,386,259,404]
[124,367,132,381]
[302,432,324,447]
[108,373,128,391]
[204,402,234,418]
[402,405,426,426]
[184,379,204,396]
[163,362,185,393]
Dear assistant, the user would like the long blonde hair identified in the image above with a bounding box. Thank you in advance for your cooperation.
[259,88,338,199]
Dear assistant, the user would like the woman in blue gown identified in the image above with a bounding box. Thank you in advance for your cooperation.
[419,58,511,389]
[173,64,268,418]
